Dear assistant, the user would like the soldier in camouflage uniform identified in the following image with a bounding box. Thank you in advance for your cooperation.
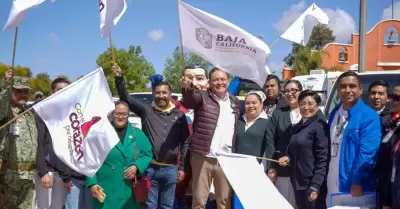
[0,68,38,209]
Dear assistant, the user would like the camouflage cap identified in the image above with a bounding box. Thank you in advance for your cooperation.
[12,76,31,90]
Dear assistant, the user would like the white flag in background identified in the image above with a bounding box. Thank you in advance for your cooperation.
[100,0,127,37]
[3,0,46,32]
[178,0,271,87]
[280,3,329,46]
[33,68,119,177]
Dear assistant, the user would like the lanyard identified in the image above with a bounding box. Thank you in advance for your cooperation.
[335,113,349,140]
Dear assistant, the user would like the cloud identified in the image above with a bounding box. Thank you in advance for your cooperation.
[273,1,306,33]
[323,8,356,43]
[48,32,60,43]
[382,1,400,20]
[274,1,356,43]
[147,29,165,42]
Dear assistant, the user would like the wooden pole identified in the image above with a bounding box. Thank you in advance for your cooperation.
[109,33,116,63]
[11,27,18,68]
[269,37,281,49]
[256,156,280,163]
[0,106,34,130]
[176,0,185,64]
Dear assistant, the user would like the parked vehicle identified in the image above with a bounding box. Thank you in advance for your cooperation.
[323,70,400,119]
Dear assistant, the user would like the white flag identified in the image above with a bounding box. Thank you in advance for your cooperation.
[217,153,293,209]
[100,0,127,37]
[280,3,329,46]
[178,1,271,87]
[33,68,119,177]
[3,0,46,32]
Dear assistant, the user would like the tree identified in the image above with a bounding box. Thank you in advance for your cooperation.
[292,48,323,76]
[0,63,33,79]
[163,47,212,92]
[29,73,52,99]
[96,45,156,96]
[283,24,335,75]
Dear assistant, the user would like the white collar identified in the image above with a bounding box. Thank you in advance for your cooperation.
[242,111,268,124]
[377,106,385,114]
[212,92,229,102]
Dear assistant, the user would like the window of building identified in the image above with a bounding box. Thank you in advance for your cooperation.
[384,26,399,45]
[338,47,348,62]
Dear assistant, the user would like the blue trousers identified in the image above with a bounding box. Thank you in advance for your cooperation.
[145,164,178,209]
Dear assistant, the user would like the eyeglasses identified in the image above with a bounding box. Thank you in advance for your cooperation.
[299,102,317,108]
[113,112,129,118]
[284,89,300,95]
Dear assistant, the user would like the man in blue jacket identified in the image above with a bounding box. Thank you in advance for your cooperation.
[327,71,381,207]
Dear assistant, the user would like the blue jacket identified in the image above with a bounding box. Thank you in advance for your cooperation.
[328,99,381,192]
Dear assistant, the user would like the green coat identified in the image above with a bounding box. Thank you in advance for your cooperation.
[86,123,153,209]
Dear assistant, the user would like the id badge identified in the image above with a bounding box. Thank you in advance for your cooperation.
[382,130,394,143]
[392,164,396,183]
[9,124,20,136]
[331,142,339,157]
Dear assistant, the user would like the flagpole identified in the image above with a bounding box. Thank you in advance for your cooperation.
[176,0,185,64]
[109,33,116,63]
[11,27,18,68]
[11,0,19,70]
[269,37,281,49]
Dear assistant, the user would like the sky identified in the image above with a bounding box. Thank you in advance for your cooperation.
[0,0,399,81]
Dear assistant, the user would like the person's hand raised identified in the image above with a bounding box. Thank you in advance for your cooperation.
[4,67,13,83]
[112,63,122,77]
[180,76,192,89]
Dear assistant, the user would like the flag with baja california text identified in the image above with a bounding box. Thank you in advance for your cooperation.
[177,0,271,87]
[33,68,119,177]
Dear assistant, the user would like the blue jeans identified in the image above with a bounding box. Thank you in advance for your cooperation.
[145,164,178,209]
[65,179,92,209]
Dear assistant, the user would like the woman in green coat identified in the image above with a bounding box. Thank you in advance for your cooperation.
[86,101,153,209]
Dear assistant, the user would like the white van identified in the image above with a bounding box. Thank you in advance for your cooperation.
[292,70,328,112]
[323,70,400,119]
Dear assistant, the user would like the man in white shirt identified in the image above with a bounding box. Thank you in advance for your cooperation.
[327,72,381,207]
[181,68,241,209]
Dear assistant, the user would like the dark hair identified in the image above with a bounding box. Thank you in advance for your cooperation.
[208,67,228,79]
[115,100,129,108]
[264,74,281,89]
[51,77,71,90]
[155,81,172,92]
[298,90,322,105]
[337,71,361,86]
[368,80,389,94]
[284,79,303,91]
[183,64,208,79]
